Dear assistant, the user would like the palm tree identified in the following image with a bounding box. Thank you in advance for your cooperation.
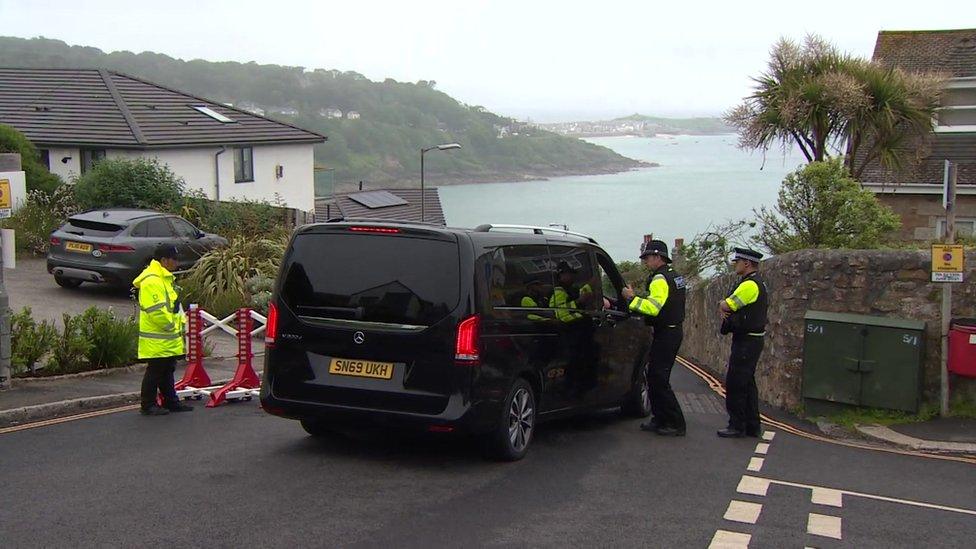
[726,34,944,179]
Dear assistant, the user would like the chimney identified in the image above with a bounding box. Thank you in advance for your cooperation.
[674,238,684,249]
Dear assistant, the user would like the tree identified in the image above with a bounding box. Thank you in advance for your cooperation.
[726,35,944,179]
[72,157,185,211]
[674,219,755,280]
[753,159,900,253]
[0,124,62,193]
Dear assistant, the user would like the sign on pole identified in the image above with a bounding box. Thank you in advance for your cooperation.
[932,244,964,282]
[0,178,11,219]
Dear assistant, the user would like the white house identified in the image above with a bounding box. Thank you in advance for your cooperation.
[319,107,343,119]
[0,68,326,212]
[346,110,361,120]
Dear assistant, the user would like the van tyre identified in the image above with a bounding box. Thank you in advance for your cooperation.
[621,362,652,418]
[487,378,536,461]
[55,276,83,289]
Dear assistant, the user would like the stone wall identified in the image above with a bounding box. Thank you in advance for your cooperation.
[877,193,976,241]
[681,249,976,412]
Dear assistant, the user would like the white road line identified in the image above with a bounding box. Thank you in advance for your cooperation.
[743,475,976,517]
[754,442,770,455]
[737,475,770,496]
[762,431,775,441]
[709,530,751,548]
[747,457,764,472]
[724,500,763,524]
[811,488,844,508]
[808,513,843,539]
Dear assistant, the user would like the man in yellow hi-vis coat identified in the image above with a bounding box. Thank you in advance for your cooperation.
[134,245,192,416]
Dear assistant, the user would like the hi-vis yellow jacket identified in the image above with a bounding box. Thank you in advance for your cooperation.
[133,260,185,359]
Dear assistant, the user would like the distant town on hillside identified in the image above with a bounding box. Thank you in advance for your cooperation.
[538,114,733,137]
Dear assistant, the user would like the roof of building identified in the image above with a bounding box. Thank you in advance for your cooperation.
[314,188,446,225]
[0,67,327,148]
[873,29,976,77]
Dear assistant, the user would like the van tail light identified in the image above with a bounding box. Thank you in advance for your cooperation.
[349,226,401,234]
[455,315,480,362]
[265,302,279,347]
[98,244,135,253]
[50,237,62,246]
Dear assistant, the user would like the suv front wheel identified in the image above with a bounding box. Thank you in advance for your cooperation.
[487,378,536,461]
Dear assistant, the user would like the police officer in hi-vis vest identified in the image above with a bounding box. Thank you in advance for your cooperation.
[622,240,687,436]
[717,247,768,438]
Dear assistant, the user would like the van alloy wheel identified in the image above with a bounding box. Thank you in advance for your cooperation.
[508,387,534,453]
[640,363,650,413]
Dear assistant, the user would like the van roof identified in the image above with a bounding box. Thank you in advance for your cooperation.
[304,219,599,247]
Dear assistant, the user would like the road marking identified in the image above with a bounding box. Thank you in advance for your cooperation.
[754,442,769,455]
[724,500,763,524]
[709,530,751,548]
[737,475,770,496]
[747,457,764,472]
[0,404,139,434]
[762,431,775,441]
[807,513,842,539]
[811,488,844,508]
[675,356,976,466]
[742,475,976,517]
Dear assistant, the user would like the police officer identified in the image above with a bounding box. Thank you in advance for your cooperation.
[134,244,193,415]
[716,247,768,438]
[622,240,687,436]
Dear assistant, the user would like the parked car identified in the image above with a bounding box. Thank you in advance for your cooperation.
[260,221,650,460]
[47,209,227,288]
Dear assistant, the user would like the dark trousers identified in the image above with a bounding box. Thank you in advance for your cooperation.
[141,356,180,410]
[647,325,686,430]
[725,335,764,433]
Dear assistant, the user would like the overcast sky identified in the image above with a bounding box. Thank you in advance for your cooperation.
[0,0,971,121]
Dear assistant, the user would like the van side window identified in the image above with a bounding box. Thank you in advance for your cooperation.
[486,245,554,319]
[595,251,626,312]
[549,245,600,311]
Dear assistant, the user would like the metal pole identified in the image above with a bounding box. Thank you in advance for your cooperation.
[0,228,9,390]
[420,149,426,223]
[940,161,957,416]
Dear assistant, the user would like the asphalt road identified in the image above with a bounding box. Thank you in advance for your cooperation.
[1,366,974,548]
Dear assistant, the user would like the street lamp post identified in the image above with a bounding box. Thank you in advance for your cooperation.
[420,143,461,222]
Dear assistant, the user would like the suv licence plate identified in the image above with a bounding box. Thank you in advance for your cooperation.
[65,241,93,253]
[329,358,394,380]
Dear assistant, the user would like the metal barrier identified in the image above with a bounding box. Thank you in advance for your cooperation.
[164,305,264,407]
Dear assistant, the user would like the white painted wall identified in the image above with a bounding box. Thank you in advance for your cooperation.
[97,143,314,212]
[44,147,81,182]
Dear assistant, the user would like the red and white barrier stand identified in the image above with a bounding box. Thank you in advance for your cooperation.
[173,304,215,400]
[206,308,262,407]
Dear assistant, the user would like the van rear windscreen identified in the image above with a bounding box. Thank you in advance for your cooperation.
[280,233,460,326]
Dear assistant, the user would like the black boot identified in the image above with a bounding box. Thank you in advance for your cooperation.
[716,427,745,438]
[639,417,661,432]
[140,406,170,416]
[165,402,194,412]
[655,426,686,437]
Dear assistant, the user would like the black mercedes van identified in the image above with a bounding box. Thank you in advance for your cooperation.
[260,221,651,460]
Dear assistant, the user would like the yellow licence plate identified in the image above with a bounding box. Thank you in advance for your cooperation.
[65,241,93,253]
[329,358,395,380]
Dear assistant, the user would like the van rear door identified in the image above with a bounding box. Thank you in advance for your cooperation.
[270,225,465,414]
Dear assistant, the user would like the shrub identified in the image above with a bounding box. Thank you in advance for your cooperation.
[79,307,138,368]
[46,313,94,374]
[1,186,79,255]
[0,124,62,193]
[10,307,57,374]
[246,275,275,315]
[175,191,286,239]
[179,236,287,315]
[72,157,185,211]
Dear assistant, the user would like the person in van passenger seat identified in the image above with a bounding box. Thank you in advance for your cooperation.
[521,279,551,321]
[550,262,583,323]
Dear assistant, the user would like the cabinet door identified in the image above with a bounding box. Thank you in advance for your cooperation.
[802,320,863,405]
[860,326,923,412]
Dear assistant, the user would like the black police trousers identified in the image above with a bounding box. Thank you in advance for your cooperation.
[725,335,764,433]
[140,356,180,410]
[647,325,686,431]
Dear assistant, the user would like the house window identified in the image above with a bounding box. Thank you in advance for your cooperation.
[937,218,976,238]
[234,147,254,183]
[935,83,976,131]
[80,148,106,175]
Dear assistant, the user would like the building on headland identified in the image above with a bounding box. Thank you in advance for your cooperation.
[856,29,976,241]
[319,107,343,119]
[0,68,326,212]
[346,110,361,120]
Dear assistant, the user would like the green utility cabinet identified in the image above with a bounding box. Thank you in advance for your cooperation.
[802,311,926,413]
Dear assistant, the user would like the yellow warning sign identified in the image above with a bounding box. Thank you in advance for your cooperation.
[932,244,964,282]
[0,179,10,210]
